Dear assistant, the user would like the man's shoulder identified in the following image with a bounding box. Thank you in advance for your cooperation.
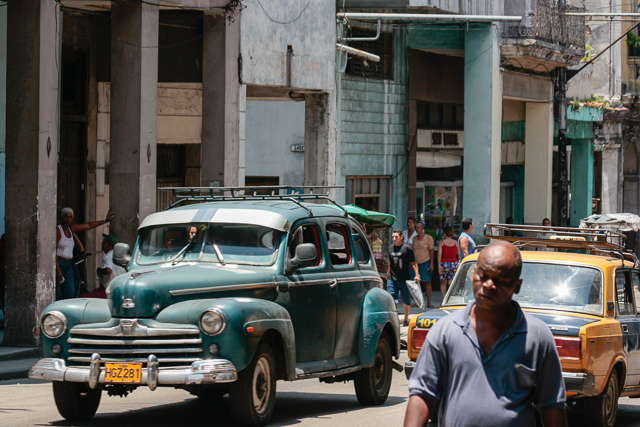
[521,311,556,342]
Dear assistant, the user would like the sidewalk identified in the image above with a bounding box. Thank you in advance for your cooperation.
[0,330,42,381]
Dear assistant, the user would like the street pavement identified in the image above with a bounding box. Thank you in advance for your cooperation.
[3,289,640,426]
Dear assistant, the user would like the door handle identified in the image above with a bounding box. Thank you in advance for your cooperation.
[330,279,338,288]
[623,324,629,333]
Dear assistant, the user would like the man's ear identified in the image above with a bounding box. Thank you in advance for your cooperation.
[513,279,523,294]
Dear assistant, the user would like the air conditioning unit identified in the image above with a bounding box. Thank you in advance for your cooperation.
[417,129,464,149]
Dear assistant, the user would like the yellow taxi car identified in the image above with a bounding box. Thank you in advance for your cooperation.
[405,224,639,427]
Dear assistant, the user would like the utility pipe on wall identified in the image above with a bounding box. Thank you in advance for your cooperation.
[336,44,380,62]
[337,12,523,22]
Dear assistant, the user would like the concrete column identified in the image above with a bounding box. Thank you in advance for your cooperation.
[303,92,337,195]
[601,149,620,214]
[523,102,553,224]
[4,0,60,346]
[462,24,502,242]
[109,0,158,247]
[570,139,594,226]
[201,12,240,188]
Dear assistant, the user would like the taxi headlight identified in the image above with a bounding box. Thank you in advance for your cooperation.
[200,309,226,336]
[41,311,68,339]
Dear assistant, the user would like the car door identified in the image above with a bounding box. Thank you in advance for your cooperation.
[284,221,336,363]
[324,219,364,364]
[615,269,640,386]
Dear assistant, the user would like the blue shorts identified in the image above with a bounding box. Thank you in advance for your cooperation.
[411,261,432,282]
[387,279,412,306]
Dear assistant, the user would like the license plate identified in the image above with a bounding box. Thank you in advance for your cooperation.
[104,362,142,384]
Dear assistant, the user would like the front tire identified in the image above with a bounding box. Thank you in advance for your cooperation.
[354,332,393,405]
[52,381,102,421]
[229,344,277,427]
[585,371,619,427]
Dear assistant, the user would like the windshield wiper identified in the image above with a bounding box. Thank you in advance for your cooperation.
[170,237,196,265]
[212,243,226,265]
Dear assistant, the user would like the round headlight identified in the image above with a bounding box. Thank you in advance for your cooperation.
[41,311,67,339]
[200,309,226,336]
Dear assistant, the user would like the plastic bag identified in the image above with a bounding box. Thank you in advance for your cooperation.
[406,280,425,310]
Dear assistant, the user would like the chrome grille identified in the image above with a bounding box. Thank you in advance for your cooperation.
[67,319,203,368]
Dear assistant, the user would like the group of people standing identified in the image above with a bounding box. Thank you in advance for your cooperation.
[386,216,477,323]
[56,208,124,301]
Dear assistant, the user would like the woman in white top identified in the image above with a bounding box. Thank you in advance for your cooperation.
[56,207,115,300]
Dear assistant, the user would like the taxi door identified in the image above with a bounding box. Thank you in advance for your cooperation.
[615,269,640,386]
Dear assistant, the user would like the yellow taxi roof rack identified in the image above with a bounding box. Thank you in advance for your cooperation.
[483,223,638,267]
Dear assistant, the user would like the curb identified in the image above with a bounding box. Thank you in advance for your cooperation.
[0,357,40,381]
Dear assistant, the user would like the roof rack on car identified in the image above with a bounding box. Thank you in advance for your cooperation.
[482,223,638,267]
[159,186,347,217]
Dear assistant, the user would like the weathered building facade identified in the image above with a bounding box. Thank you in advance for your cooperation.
[336,0,585,240]
[1,0,337,346]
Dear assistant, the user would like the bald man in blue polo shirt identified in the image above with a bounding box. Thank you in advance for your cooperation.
[405,241,567,427]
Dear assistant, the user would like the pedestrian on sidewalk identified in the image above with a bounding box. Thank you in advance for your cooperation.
[438,225,459,299]
[81,234,125,299]
[56,207,115,300]
[387,230,420,326]
[404,241,566,427]
[403,217,418,246]
[458,217,476,259]
[411,221,435,308]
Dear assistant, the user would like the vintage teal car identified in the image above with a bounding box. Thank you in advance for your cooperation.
[29,189,401,426]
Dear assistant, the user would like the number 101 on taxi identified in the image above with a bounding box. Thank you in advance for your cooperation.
[104,362,142,383]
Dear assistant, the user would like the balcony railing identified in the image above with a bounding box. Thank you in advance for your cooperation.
[503,0,585,49]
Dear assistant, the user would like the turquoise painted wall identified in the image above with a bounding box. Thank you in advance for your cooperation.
[570,139,593,227]
[406,25,464,50]
[337,28,409,224]
[501,165,525,224]
[462,23,500,244]
[502,121,525,142]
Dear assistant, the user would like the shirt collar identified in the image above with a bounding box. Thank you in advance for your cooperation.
[454,300,526,334]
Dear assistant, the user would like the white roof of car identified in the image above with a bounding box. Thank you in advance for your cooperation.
[139,207,291,232]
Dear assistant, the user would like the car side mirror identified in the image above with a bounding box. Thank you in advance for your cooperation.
[113,243,131,269]
[288,243,318,274]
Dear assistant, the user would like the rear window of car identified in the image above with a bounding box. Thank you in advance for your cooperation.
[444,261,603,316]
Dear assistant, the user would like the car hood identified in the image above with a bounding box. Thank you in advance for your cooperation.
[108,263,276,318]
[415,306,598,337]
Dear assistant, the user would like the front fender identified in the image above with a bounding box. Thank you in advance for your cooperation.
[358,287,400,368]
[39,299,112,357]
[156,298,294,375]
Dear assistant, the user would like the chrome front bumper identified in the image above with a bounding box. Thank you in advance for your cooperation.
[29,354,237,390]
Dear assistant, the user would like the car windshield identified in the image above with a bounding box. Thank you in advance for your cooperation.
[444,261,604,315]
[137,223,282,266]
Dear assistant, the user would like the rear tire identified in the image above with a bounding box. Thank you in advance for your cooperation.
[229,344,277,427]
[52,381,101,421]
[585,372,618,427]
[354,332,393,405]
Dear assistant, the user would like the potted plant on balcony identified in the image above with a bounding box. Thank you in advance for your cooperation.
[627,32,640,57]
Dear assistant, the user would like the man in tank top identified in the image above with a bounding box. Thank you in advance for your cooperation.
[458,217,476,259]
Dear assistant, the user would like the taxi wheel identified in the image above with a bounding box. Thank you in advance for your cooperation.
[229,344,277,427]
[585,372,619,427]
[354,332,392,405]
[52,381,102,421]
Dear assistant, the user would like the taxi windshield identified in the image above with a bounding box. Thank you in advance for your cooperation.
[137,223,282,266]
[444,261,603,315]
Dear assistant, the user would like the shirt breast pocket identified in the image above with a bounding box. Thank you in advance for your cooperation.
[514,363,537,390]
